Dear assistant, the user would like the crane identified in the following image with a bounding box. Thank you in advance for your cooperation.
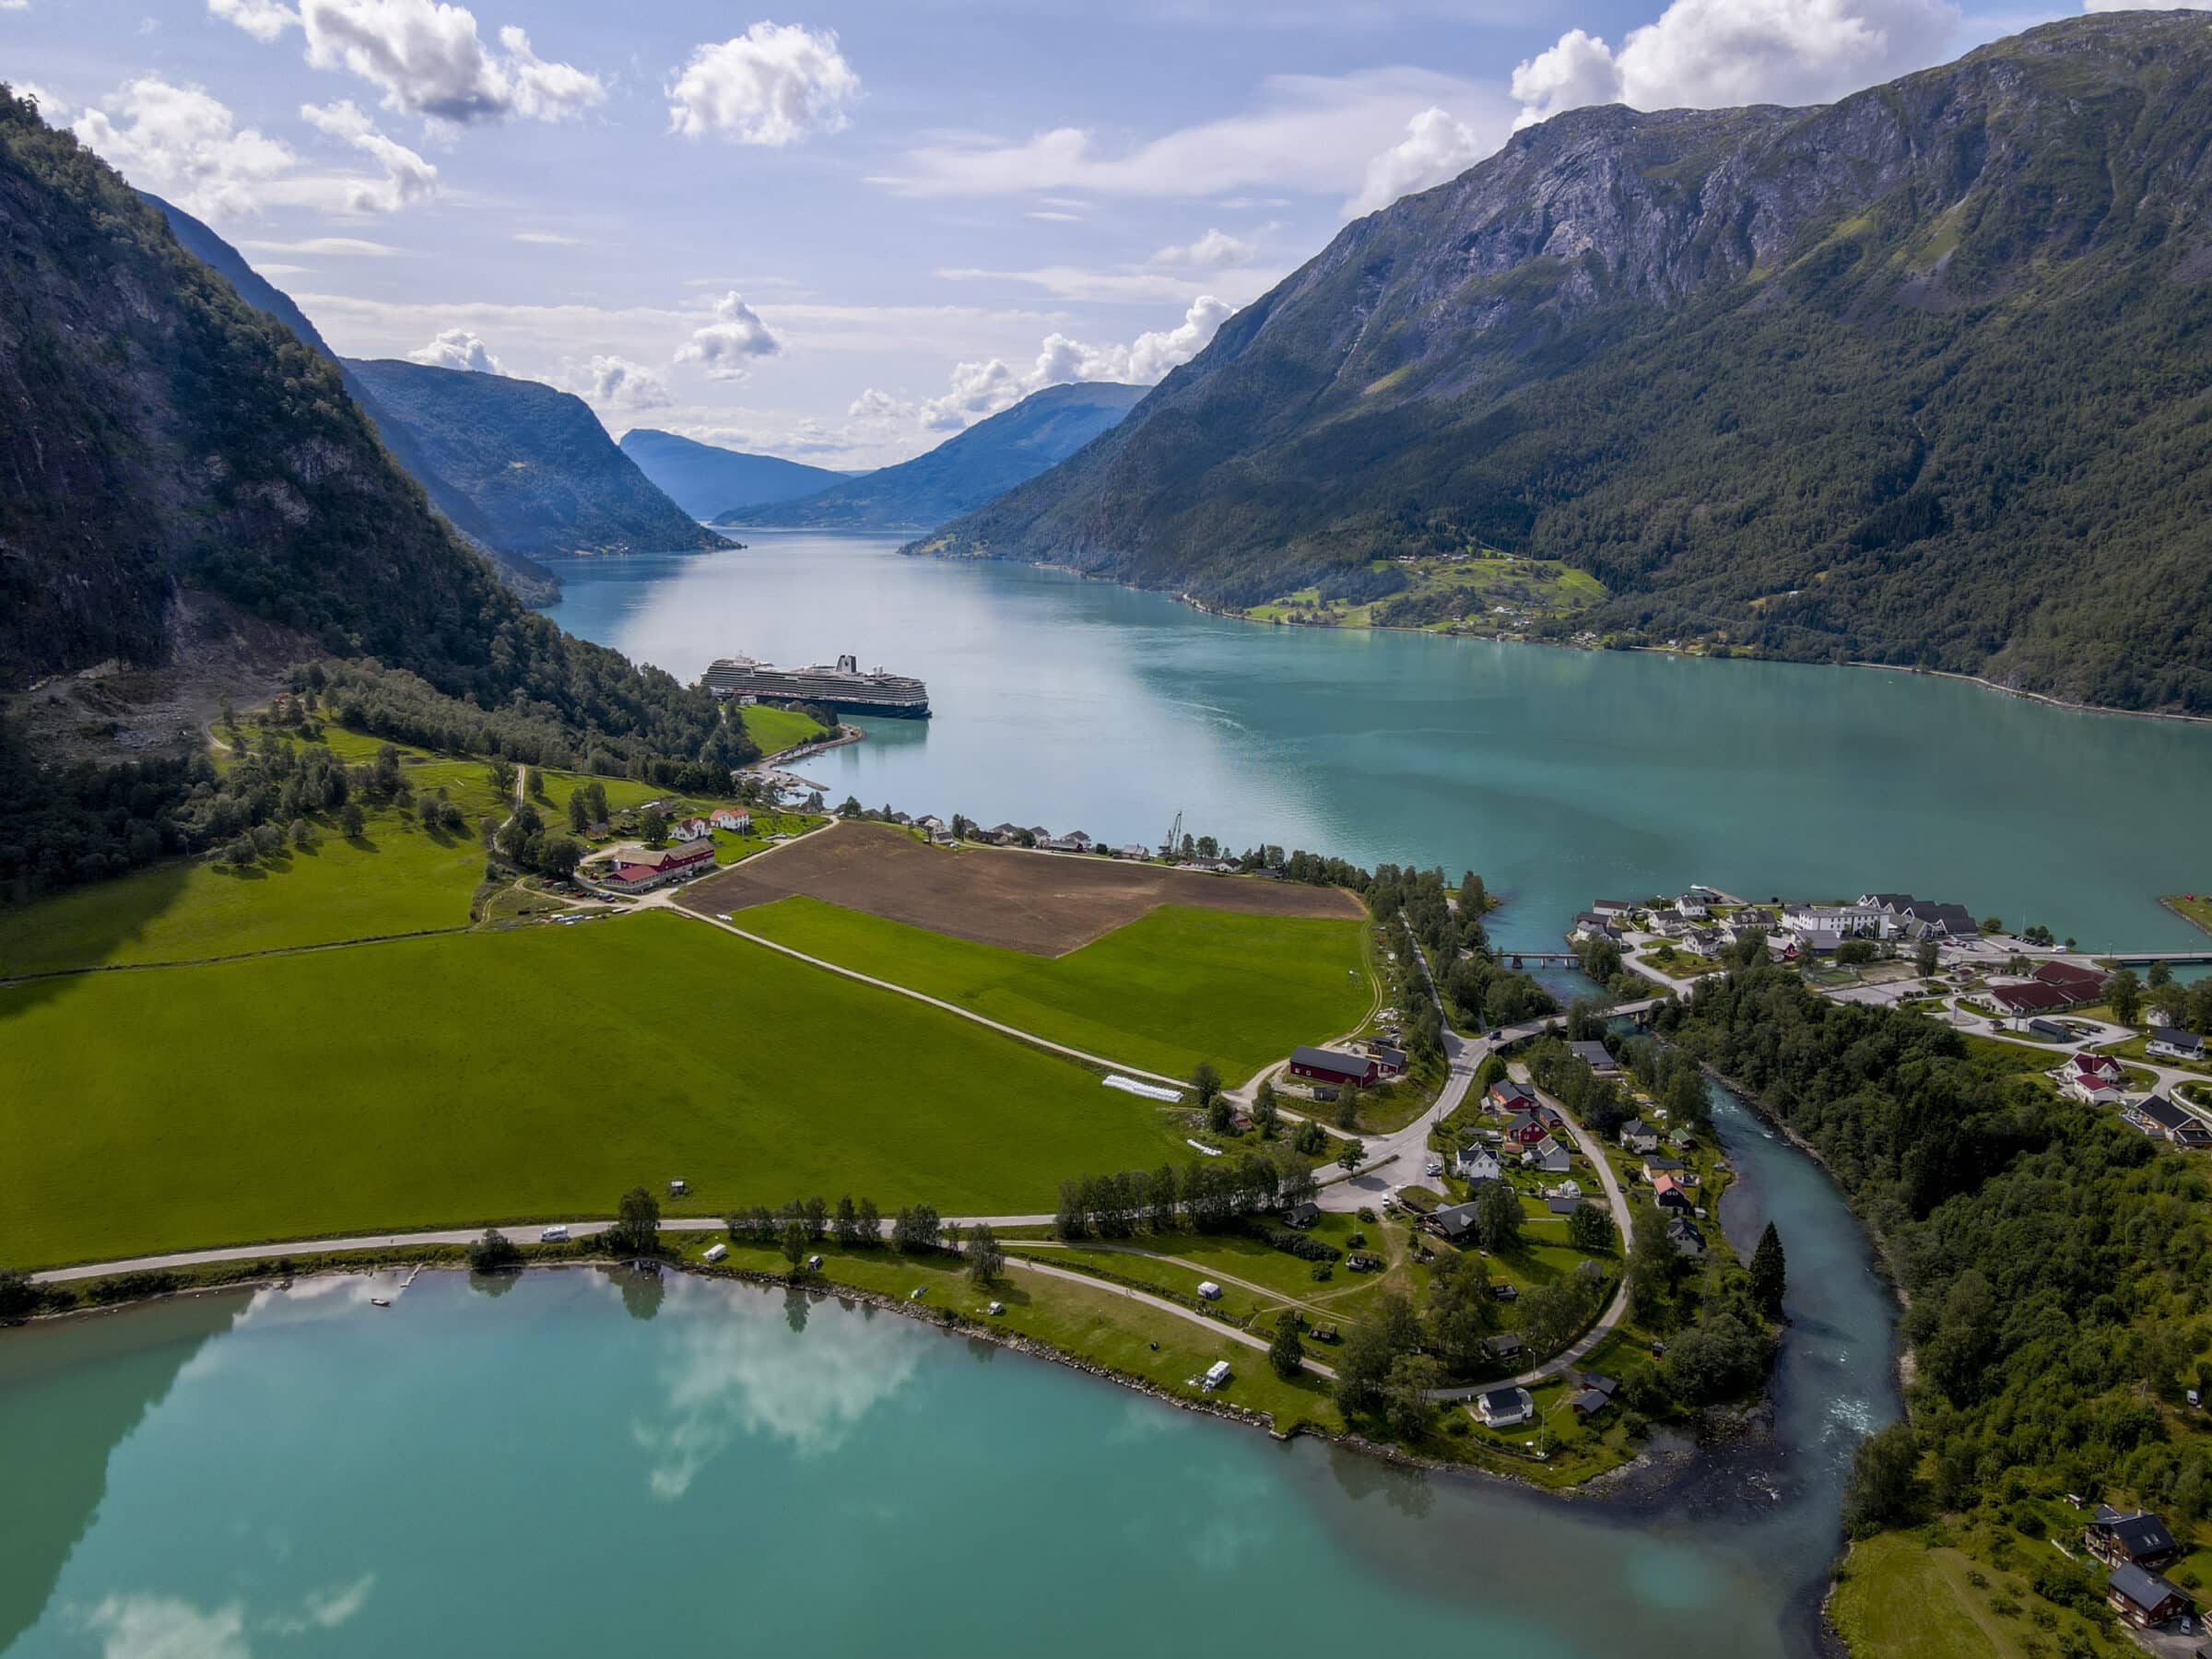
[1161,810,1182,860]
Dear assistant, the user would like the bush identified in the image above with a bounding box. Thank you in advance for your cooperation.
[1264,1228,1341,1263]
[467,1229,523,1273]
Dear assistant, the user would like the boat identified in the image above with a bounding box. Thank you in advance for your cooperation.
[702,653,930,719]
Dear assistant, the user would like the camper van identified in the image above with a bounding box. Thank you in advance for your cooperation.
[1202,1360,1232,1391]
[702,1243,728,1264]
[539,1225,570,1243]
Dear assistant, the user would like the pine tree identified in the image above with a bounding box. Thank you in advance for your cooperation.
[1749,1221,1787,1321]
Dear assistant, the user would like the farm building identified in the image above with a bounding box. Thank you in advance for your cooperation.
[1288,1046,1382,1088]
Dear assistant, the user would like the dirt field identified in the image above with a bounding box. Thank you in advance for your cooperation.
[677,820,1364,954]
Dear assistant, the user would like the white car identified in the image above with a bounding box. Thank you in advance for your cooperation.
[539,1225,570,1242]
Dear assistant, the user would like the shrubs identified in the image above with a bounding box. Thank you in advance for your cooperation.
[1265,1228,1340,1263]
[466,1229,523,1273]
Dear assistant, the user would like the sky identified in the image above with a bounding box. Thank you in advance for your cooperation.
[4,0,2131,467]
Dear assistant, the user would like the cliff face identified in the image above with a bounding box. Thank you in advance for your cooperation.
[932,13,2212,712]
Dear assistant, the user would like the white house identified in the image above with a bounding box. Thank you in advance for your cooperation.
[710,807,750,833]
[670,817,712,842]
[1477,1387,1535,1428]
[1454,1145,1503,1182]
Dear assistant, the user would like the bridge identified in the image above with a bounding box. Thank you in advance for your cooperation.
[1500,950,1582,968]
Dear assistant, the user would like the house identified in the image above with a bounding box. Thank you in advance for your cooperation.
[2149,1027,2211,1064]
[916,815,947,834]
[1502,1111,1549,1147]
[1570,1374,1620,1417]
[1039,831,1093,853]
[1668,1128,1697,1151]
[1592,900,1635,919]
[1783,902,1885,938]
[1528,1137,1572,1174]
[1453,1146,1503,1182]
[2107,1564,2192,1630]
[1364,1043,1408,1077]
[2086,1506,2182,1571]
[1482,1333,1523,1362]
[2066,1053,2124,1085]
[1431,1202,1482,1242]
[1545,1194,1586,1216]
[2033,960,2111,1000]
[2065,1073,2126,1107]
[2137,1096,2212,1149]
[1284,1200,1322,1229]
[1641,1156,1686,1181]
[1673,893,1711,920]
[1567,1040,1617,1074]
[1477,1387,1535,1428]
[1665,1217,1708,1257]
[596,840,716,892]
[1288,1046,1380,1088]
[2027,1018,2075,1041]
[669,816,713,842]
[709,807,750,832]
[1571,912,1620,943]
[1620,1118,1660,1155]
[1488,1079,1539,1115]
[1862,895,1978,938]
[1991,982,2075,1017]
[983,822,1027,845]
[1651,1172,1692,1211]
[1116,843,1148,860]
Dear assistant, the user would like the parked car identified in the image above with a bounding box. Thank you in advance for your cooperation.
[539,1225,570,1242]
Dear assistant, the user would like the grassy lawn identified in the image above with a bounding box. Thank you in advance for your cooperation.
[740,705,830,756]
[1828,1533,2071,1659]
[0,804,487,977]
[2164,894,2212,935]
[1242,554,1606,631]
[674,1235,1347,1434]
[0,912,1195,1268]
[2101,1032,2212,1077]
[728,896,1371,1081]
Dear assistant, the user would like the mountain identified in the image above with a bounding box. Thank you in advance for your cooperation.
[142,193,552,594]
[0,88,742,772]
[719,382,1145,531]
[343,360,728,560]
[618,429,858,519]
[929,14,2212,714]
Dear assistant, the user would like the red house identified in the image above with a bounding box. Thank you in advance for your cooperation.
[1288,1046,1379,1088]
[2033,960,2112,1002]
[601,840,716,892]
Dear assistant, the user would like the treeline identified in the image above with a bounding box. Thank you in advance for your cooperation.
[1659,962,2212,1540]
[1368,860,1554,1031]
[1054,1152,1318,1238]
[726,1194,949,1254]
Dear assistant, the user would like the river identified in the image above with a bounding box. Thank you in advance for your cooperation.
[537,532,2212,955]
[8,527,2194,1655]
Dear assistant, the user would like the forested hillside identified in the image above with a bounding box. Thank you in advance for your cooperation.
[931,14,2212,713]
[618,429,855,519]
[0,89,751,899]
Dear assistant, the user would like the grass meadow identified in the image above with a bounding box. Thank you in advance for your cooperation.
[730,898,1370,1081]
[0,912,1189,1267]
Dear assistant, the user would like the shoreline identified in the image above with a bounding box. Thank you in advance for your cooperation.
[938,551,2212,728]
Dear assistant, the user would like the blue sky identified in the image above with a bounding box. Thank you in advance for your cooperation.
[10,0,2092,465]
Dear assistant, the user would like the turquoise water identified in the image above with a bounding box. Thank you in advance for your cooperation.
[0,1088,1894,1658]
[541,533,2212,954]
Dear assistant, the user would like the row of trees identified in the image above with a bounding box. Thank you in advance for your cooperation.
[1054,1150,1322,1239]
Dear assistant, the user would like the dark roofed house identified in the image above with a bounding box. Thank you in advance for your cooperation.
[2136,1097,2212,1149]
[1366,1043,1408,1077]
[1902,900,1977,936]
[1503,1111,1549,1147]
[2107,1563,2192,1630]
[1482,1332,1524,1362]
[1285,1200,1322,1229]
[1620,1118,1660,1154]
[2027,1018,2074,1041]
[1665,1217,1707,1257]
[2034,959,2111,997]
[1487,1079,1538,1114]
[1992,982,2074,1016]
[1288,1045,1379,1088]
[1545,1194,1586,1216]
[2087,1507,2182,1571]
[1567,1040,1617,1074]
[1430,1201,1482,1242]
[1477,1387,1535,1428]
[2149,1027,2211,1064]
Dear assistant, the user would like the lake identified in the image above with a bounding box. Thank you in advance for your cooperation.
[540,532,2212,954]
[0,1088,1894,1659]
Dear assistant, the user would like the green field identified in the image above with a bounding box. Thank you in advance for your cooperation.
[1828,1535,2044,1659]
[1242,554,1606,630]
[730,897,1371,1081]
[0,912,1192,1267]
[740,705,830,756]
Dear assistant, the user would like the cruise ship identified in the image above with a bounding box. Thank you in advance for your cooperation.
[702,653,932,719]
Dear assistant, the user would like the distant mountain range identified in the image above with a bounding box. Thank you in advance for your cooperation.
[145,194,721,589]
[717,382,1145,532]
[345,359,727,561]
[930,13,2212,714]
[618,429,860,519]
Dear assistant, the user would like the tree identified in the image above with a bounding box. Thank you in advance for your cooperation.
[488,759,516,794]
[1663,1303,1769,1402]
[1568,1203,1613,1252]
[339,801,366,838]
[466,1229,522,1272]
[1293,1119,1328,1157]
[1423,1251,1498,1371]
[641,806,667,845]
[1627,1202,1681,1324]
[418,794,441,830]
[1206,1094,1234,1134]
[1749,1221,1787,1319]
[1334,1078,1361,1129]
[568,792,590,834]
[2148,959,2173,988]
[893,1203,942,1253]
[856,1197,881,1244]
[1915,938,1940,978]
[289,817,313,848]
[968,1222,1005,1282]
[1269,1310,1305,1379]
[833,1194,862,1245]
[2109,967,2142,1027]
[1384,1354,1441,1440]
[1253,1079,1279,1137]
[1461,871,1488,913]
[537,835,582,879]
[1520,1273,1600,1357]
[1191,1063,1222,1112]
[782,1219,809,1273]
[609,1185,661,1257]
[1665,1067,1709,1128]
[1335,1136,1367,1176]
[1334,1292,1418,1415]
[1841,1423,1923,1536]
[1474,1179,1522,1252]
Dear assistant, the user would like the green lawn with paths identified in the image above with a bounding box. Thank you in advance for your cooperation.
[731,895,1370,1080]
[739,705,830,756]
[0,912,1191,1267]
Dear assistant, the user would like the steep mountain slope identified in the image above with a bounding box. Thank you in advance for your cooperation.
[0,88,741,768]
[144,194,551,593]
[722,382,1144,531]
[931,14,2212,713]
[344,360,728,559]
[618,429,858,518]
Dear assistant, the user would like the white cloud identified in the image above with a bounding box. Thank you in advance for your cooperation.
[408,326,502,371]
[674,289,782,381]
[1153,227,1255,267]
[1026,208,1081,221]
[74,76,295,219]
[76,1593,249,1659]
[72,75,436,218]
[1511,0,1960,128]
[207,0,299,41]
[881,68,1511,203]
[217,0,606,125]
[513,229,580,245]
[848,386,912,419]
[266,1575,377,1637]
[918,294,1226,429]
[299,98,437,211]
[564,353,674,409]
[666,23,860,146]
[241,233,404,255]
[1350,106,1490,213]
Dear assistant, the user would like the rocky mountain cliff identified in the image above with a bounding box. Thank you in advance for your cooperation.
[930,13,2212,713]
[723,381,1143,531]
